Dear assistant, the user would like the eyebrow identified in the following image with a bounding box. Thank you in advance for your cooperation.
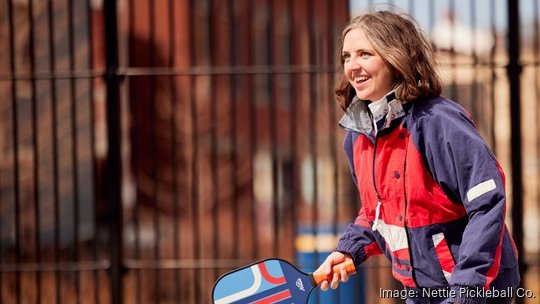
[342,49,369,55]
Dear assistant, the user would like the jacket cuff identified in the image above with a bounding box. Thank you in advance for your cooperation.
[335,238,366,267]
[448,286,487,304]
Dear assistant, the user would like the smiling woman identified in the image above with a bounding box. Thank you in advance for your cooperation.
[317,10,520,304]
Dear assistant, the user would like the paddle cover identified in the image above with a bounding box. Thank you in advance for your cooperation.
[212,258,315,304]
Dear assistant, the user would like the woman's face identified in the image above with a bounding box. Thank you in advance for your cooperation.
[342,27,396,102]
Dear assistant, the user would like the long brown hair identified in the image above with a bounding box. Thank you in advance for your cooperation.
[335,11,442,111]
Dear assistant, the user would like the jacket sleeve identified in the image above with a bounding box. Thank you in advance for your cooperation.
[416,101,507,300]
[336,208,383,267]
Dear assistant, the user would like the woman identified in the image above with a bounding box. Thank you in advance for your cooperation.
[318,11,520,304]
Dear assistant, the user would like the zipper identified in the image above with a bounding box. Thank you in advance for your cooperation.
[371,135,383,231]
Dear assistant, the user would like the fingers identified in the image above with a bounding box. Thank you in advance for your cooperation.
[329,270,350,289]
[340,265,350,283]
[318,251,353,291]
[330,273,340,289]
[322,269,350,291]
[320,280,329,291]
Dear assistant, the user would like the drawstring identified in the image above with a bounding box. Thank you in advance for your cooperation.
[372,201,382,231]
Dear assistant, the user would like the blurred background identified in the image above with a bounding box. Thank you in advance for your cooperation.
[0,0,538,303]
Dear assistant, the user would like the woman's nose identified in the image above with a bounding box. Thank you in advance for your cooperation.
[347,60,361,71]
[348,56,362,68]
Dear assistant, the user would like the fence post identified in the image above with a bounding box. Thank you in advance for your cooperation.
[103,0,124,303]
[507,1,525,303]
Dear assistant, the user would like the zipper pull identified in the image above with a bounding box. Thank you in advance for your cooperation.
[372,201,382,231]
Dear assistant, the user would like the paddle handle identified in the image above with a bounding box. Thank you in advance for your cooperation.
[311,257,356,285]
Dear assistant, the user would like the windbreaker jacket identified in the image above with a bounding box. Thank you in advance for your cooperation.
[336,93,520,304]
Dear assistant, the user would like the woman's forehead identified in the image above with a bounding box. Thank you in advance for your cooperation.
[342,28,373,49]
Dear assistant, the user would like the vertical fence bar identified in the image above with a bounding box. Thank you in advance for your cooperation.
[103,0,124,303]
[0,68,2,303]
[428,0,435,34]
[188,0,201,302]
[469,0,479,122]
[326,2,340,301]
[166,0,181,302]
[227,0,240,262]
[287,0,298,262]
[0,61,2,303]
[126,1,142,302]
[207,0,219,281]
[307,0,319,278]
[449,0,457,101]
[328,0,338,237]
[66,0,81,301]
[85,0,100,302]
[7,0,21,302]
[27,0,42,302]
[267,0,280,258]
[45,0,62,302]
[489,1,497,150]
[247,0,259,260]
[507,2,525,304]
[147,1,161,302]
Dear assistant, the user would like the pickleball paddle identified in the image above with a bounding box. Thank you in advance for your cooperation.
[212,257,356,304]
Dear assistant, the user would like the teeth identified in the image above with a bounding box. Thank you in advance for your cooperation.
[354,76,369,82]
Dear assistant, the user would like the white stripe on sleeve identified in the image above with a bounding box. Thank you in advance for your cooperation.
[466,179,496,203]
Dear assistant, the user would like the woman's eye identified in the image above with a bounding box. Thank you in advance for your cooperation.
[360,51,370,56]
[342,54,350,61]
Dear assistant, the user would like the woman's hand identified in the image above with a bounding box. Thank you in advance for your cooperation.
[316,251,353,291]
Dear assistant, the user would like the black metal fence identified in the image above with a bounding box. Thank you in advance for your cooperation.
[0,0,539,303]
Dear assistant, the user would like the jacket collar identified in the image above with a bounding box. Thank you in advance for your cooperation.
[339,90,405,136]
